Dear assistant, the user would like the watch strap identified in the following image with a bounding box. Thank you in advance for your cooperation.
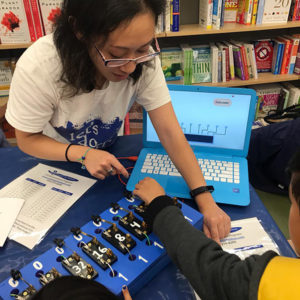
[190,185,214,198]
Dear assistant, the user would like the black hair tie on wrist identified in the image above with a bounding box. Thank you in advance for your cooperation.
[65,143,75,162]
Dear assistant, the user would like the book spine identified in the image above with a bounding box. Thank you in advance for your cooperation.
[220,0,226,26]
[165,0,171,32]
[228,44,235,79]
[279,40,291,74]
[250,44,258,79]
[232,47,245,80]
[275,43,284,74]
[288,38,300,73]
[271,41,279,74]
[294,44,300,74]
[283,41,293,74]
[251,0,259,24]
[236,0,246,23]
[171,0,180,32]
[199,0,213,29]
[293,0,300,20]
[217,50,222,82]
[245,0,254,24]
[240,45,249,79]
[30,0,44,38]
[212,0,222,29]
[23,0,36,41]
[224,47,230,81]
[245,45,254,78]
[124,113,130,135]
[256,0,265,24]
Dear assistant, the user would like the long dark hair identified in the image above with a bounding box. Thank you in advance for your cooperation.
[54,0,166,96]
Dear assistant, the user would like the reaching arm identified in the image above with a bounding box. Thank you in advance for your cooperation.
[15,129,128,180]
[148,102,231,242]
[152,200,277,300]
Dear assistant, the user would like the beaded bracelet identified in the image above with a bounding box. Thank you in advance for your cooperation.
[77,147,92,169]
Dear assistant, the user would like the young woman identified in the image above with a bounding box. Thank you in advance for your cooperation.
[6,0,230,242]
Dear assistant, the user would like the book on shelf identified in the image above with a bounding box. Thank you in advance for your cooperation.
[30,0,44,38]
[160,47,183,81]
[0,0,32,43]
[181,44,193,85]
[210,43,219,83]
[170,0,180,32]
[220,0,227,27]
[232,45,246,80]
[245,43,258,79]
[277,86,290,111]
[216,42,230,81]
[251,0,259,24]
[191,45,212,83]
[293,36,300,74]
[223,41,235,80]
[0,60,12,88]
[271,38,285,74]
[281,82,300,106]
[284,34,300,74]
[217,48,222,82]
[164,0,171,32]
[253,39,274,73]
[288,0,299,21]
[230,40,249,79]
[236,0,253,25]
[276,36,293,74]
[212,0,222,29]
[199,0,213,29]
[224,0,238,22]
[252,83,282,118]
[38,0,63,35]
[255,0,265,24]
[261,0,292,23]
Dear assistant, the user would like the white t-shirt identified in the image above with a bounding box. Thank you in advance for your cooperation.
[6,34,171,148]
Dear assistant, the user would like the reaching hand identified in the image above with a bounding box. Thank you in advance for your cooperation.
[197,194,231,244]
[84,148,129,180]
[133,177,165,205]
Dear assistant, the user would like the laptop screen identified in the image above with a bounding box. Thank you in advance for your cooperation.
[145,88,254,153]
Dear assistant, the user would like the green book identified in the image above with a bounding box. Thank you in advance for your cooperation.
[192,45,212,83]
[160,48,183,81]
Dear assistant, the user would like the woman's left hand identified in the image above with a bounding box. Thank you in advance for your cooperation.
[196,194,231,244]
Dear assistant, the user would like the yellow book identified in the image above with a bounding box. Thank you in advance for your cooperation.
[251,0,258,24]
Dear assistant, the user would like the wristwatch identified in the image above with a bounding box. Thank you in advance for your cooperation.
[190,185,214,199]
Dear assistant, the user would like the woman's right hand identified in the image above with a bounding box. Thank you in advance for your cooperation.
[84,148,129,180]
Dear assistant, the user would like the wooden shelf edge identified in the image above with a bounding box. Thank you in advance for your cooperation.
[163,21,300,37]
[167,73,300,87]
[0,43,32,50]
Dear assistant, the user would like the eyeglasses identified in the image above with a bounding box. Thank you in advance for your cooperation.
[94,38,160,68]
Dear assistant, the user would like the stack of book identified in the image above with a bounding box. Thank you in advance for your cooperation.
[253,82,300,120]
[160,34,300,84]
[0,0,63,44]
[199,0,295,30]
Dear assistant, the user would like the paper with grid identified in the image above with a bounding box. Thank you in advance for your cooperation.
[0,164,96,249]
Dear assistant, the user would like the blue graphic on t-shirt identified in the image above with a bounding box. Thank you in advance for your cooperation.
[54,117,123,148]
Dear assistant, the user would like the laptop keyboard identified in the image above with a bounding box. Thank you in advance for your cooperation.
[141,153,240,184]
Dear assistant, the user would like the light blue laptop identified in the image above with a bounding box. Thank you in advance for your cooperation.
[127,84,257,206]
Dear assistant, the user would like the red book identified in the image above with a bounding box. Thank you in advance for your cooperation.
[23,0,36,41]
[124,113,130,135]
[30,0,44,38]
[277,37,292,74]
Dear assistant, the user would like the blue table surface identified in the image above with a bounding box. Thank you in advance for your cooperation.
[0,135,295,299]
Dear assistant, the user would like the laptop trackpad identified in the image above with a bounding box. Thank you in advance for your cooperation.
[166,177,189,195]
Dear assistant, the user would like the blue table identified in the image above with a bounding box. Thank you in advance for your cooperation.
[0,135,295,299]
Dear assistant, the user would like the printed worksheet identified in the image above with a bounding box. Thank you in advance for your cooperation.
[0,164,96,249]
[221,217,280,259]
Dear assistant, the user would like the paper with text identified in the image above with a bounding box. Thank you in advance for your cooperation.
[221,217,280,259]
[0,164,96,249]
[0,198,24,247]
